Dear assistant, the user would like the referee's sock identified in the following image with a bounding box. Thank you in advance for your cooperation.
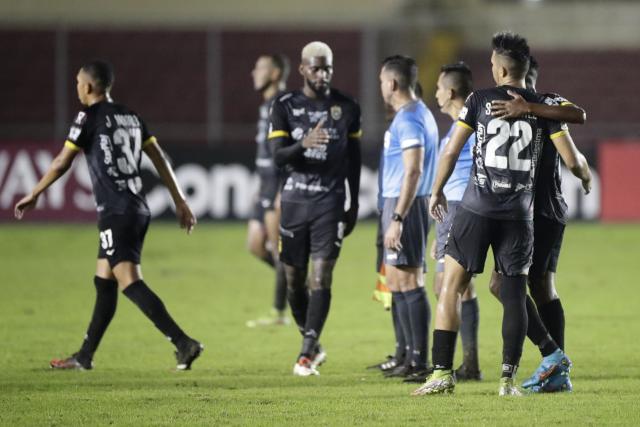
[404,287,430,369]
[538,299,565,350]
[123,280,188,348]
[287,286,309,335]
[392,291,414,367]
[460,297,480,370]
[77,276,118,364]
[499,275,528,378]
[301,289,331,357]
[525,295,558,357]
[273,262,288,312]
[391,303,407,363]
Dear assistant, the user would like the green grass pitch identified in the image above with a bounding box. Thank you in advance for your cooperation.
[0,221,639,425]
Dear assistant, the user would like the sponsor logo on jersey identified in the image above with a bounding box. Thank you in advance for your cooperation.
[68,126,81,140]
[74,112,87,125]
[330,105,342,120]
[308,111,328,123]
[492,178,511,190]
[458,106,468,120]
[291,127,304,140]
[292,107,305,116]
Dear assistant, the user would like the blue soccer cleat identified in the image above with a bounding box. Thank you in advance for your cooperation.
[529,370,573,393]
[522,349,572,389]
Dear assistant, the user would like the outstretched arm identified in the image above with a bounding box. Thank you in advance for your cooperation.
[491,90,586,124]
[143,140,196,233]
[14,145,78,219]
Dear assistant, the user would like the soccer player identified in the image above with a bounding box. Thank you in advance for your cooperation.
[14,60,203,371]
[432,61,481,381]
[412,32,591,396]
[487,56,589,392]
[245,54,292,328]
[379,55,438,381]
[269,41,361,376]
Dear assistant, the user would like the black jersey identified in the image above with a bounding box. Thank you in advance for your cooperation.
[255,95,278,179]
[534,92,573,224]
[268,89,361,204]
[65,100,152,218]
[457,85,566,220]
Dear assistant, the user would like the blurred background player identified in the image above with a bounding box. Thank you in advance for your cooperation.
[269,41,362,376]
[378,55,438,382]
[487,55,590,392]
[14,60,203,371]
[246,54,292,328]
[432,61,482,381]
[414,32,586,396]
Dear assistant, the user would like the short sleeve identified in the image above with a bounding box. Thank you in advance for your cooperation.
[267,99,291,140]
[549,121,569,140]
[139,116,157,148]
[397,117,425,151]
[348,102,362,138]
[64,111,91,151]
[456,92,479,131]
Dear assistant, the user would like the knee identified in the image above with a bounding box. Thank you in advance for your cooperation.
[284,265,306,290]
[489,274,501,300]
[528,273,558,305]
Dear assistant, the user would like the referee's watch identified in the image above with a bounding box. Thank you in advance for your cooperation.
[391,212,403,222]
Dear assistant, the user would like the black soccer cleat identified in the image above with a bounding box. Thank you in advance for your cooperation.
[384,364,410,378]
[366,355,396,371]
[402,366,434,383]
[50,352,93,370]
[175,339,204,371]
[454,364,483,381]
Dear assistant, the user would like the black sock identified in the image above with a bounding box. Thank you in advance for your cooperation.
[287,286,309,335]
[392,291,413,367]
[525,295,558,357]
[432,329,457,370]
[77,277,118,363]
[538,299,565,350]
[460,297,480,371]
[499,275,528,377]
[261,252,275,268]
[123,280,188,348]
[404,287,430,369]
[391,302,406,363]
[301,289,332,357]
[273,262,288,312]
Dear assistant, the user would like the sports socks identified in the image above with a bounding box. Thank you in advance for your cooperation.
[273,262,288,312]
[432,329,457,371]
[525,295,558,357]
[286,285,309,334]
[391,302,407,363]
[301,289,331,357]
[538,299,565,350]
[76,276,118,364]
[460,297,480,370]
[123,280,188,348]
[404,287,430,369]
[392,291,413,367]
[499,275,528,378]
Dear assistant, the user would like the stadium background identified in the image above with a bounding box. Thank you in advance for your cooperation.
[1,0,639,223]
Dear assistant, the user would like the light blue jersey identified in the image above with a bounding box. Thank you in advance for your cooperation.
[381,100,438,198]
[439,122,474,201]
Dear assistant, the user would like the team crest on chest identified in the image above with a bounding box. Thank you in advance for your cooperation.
[330,105,342,121]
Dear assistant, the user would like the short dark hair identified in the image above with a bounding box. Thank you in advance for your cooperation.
[440,61,473,99]
[81,60,114,93]
[491,31,530,79]
[268,54,290,82]
[382,55,418,91]
[525,55,539,91]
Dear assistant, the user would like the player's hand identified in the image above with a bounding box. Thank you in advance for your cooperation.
[582,177,592,195]
[491,90,529,119]
[344,204,359,237]
[175,199,197,234]
[430,239,437,260]
[429,193,448,223]
[301,118,329,149]
[14,193,38,220]
[384,220,403,252]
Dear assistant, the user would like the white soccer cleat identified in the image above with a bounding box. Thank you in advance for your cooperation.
[499,377,524,396]
[293,357,319,376]
[311,347,327,371]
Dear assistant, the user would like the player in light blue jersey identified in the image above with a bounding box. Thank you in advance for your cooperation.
[432,62,482,381]
[379,55,438,381]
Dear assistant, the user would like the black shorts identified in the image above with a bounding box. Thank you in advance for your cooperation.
[249,173,279,222]
[529,215,565,278]
[435,201,461,272]
[381,196,429,269]
[97,213,150,268]
[445,206,533,276]
[279,201,345,268]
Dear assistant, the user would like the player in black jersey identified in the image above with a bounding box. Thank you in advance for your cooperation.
[14,60,203,371]
[269,41,362,376]
[413,32,590,396]
[245,54,292,328]
[487,56,591,392]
